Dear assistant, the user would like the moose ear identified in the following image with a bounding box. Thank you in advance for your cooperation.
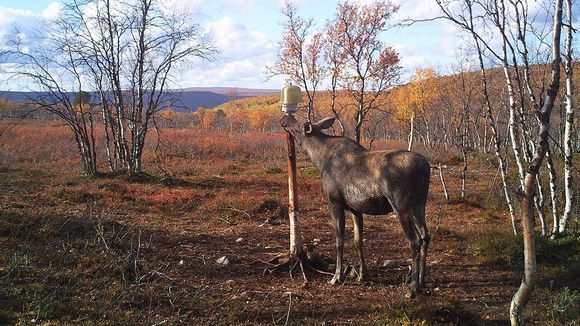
[303,122,314,134]
[314,117,335,130]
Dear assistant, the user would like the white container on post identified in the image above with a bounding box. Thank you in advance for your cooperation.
[280,84,302,114]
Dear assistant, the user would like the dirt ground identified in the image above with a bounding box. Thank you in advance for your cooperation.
[0,122,578,325]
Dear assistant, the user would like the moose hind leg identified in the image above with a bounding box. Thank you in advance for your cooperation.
[414,206,430,291]
[329,204,345,285]
[398,211,421,298]
[419,233,430,290]
[352,212,366,282]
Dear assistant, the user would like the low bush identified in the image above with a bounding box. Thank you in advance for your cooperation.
[470,232,580,268]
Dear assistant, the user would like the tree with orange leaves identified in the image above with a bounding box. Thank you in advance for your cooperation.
[395,67,439,150]
[333,0,401,144]
[267,2,324,122]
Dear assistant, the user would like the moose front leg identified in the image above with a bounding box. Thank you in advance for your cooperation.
[352,212,366,282]
[329,204,345,285]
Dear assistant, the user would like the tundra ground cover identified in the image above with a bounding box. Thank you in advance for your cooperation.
[0,121,578,325]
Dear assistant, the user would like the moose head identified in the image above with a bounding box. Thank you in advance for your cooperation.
[280,115,336,147]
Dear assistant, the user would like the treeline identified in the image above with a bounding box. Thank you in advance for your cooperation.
[162,65,578,157]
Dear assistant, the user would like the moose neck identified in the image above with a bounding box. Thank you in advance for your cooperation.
[301,135,331,171]
[300,133,365,172]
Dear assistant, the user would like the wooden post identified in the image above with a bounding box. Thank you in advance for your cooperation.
[286,119,303,258]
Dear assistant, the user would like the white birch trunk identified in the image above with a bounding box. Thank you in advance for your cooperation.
[534,177,548,237]
[408,111,415,151]
[503,66,526,192]
[546,149,559,238]
[559,0,574,234]
[438,163,449,202]
[461,148,468,198]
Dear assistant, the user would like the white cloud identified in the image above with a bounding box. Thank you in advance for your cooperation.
[41,2,63,19]
[400,55,427,70]
[178,55,281,88]
[0,7,40,45]
[391,0,441,22]
[206,16,275,60]
[160,0,205,14]
[226,0,256,13]
[177,13,282,88]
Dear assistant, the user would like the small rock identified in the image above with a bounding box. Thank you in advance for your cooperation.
[178,259,184,266]
[312,238,321,244]
[216,256,230,266]
[236,237,244,244]
[433,287,440,292]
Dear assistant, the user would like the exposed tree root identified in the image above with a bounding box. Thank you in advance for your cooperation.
[261,245,334,282]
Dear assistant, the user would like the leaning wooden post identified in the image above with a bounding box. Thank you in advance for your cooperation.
[281,84,304,259]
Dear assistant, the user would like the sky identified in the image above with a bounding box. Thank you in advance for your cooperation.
[0,0,533,90]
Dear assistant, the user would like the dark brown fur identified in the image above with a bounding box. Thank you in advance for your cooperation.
[281,115,430,297]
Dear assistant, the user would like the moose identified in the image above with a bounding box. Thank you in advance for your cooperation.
[280,115,431,298]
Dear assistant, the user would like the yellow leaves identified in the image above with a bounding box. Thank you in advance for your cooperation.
[192,100,280,132]
[248,108,278,131]
[73,103,92,114]
[395,67,439,122]
[159,108,176,121]
[194,108,217,130]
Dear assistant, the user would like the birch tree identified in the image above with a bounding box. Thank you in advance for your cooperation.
[6,0,216,176]
[333,0,401,144]
[464,0,551,236]
[433,0,519,234]
[268,2,323,122]
[5,22,100,175]
[511,0,563,323]
[558,0,574,236]
[323,20,347,134]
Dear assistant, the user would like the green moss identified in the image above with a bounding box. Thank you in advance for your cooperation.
[264,167,283,174]
[300,166,320,179]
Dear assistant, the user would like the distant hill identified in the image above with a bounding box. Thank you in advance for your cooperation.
[168,90,236,112]
[181,87,279,97]
[0,88,278,113]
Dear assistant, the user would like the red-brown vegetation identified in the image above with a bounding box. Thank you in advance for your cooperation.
[1,120,577,325]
